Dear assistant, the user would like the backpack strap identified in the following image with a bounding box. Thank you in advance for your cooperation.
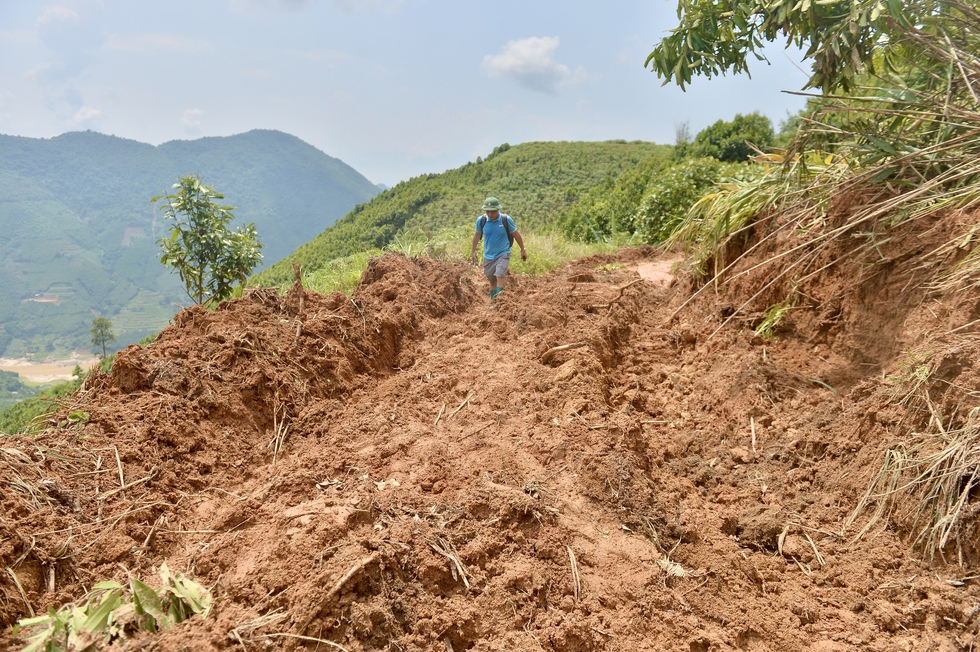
[503,215,514,245]
[478,214,514,244]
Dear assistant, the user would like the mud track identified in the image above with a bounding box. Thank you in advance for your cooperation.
[3,228,980,650]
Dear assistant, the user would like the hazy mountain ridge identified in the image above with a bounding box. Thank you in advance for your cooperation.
[0,129,379,358]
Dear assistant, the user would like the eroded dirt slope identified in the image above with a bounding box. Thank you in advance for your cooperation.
[3,214,980,651]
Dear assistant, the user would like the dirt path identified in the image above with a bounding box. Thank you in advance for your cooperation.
[0,357,98,383]
[2,246,979,651]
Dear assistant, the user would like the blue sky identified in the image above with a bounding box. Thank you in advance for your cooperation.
[0,1,810,187]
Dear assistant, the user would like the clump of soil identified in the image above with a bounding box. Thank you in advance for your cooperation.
[3,208,980,651]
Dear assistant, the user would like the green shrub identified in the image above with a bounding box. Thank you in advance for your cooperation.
[682,112,775,162]
[635,158,744,243]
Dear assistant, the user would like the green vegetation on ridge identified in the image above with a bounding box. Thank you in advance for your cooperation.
[254,141,672,288]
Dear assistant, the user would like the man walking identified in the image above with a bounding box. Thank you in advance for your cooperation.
[471,197,527,302]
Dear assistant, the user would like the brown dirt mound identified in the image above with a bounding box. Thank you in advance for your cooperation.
[3,221,980,651]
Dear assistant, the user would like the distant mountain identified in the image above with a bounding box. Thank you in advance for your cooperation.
[255,140,672,288]
[0,129,379,358]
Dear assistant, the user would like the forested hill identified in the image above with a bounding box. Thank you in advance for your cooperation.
[254,140,672,287]
[0,129,379,358]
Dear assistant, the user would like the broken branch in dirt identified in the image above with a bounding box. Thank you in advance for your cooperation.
[113,445,124,487]
[6,567,33,617]
[540,342,588,364]
[269,391,290,465]
[588,278,645,312]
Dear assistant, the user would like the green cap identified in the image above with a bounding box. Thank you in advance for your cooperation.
[482,197,502,211]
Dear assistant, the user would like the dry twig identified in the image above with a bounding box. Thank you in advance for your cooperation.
[6,567,33,617]
[447,391,475,420]
[265,633,349,651]
[113,445,125,487]
[325,552,382,603]
[567,546,581,600]
[97,471,157,500]
[430,537,470,589]
[540,342,587,365]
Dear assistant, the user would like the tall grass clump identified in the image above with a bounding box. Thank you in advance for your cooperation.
[512,233,619,275]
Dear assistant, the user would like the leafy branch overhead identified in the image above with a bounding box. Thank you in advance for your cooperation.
[153,175,263,306]
[646,0,937,93]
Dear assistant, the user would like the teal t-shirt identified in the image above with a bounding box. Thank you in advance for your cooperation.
[476,213,515,261]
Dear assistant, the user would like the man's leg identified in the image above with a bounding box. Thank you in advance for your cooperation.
[490,255,510,301]
[491,275,505,299]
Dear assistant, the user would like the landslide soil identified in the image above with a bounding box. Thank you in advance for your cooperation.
[4,209,980,651]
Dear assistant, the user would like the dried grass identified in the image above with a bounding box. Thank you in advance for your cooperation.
[849,403,980,561]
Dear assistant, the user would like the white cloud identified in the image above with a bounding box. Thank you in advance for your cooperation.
[37,6,81,25]
[33,3,105,84]
[181,108,204,131]
[230,0,402,14]
[74,105,102,123]
[105,33,211,55]
[230,0,313,14]
[482,36,577,94]
[25,62,55,81]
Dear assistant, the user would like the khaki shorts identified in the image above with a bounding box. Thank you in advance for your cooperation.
[483,254,510,279]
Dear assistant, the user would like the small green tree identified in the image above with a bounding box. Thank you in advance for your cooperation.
[90,316,116,358]
[153,176,263,305]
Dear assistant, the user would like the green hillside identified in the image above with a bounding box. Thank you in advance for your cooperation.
[255,140,672,287]
[0,130,379,358]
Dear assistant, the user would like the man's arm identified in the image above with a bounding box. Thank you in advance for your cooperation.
[513,231,527,261]
[471,231,482,264]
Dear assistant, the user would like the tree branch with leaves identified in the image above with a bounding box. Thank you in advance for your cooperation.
[646,0,930,94]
